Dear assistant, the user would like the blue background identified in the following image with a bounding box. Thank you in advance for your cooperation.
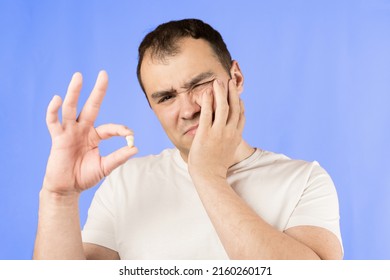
[0,0,389,259]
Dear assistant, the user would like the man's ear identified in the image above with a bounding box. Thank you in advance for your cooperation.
[229,60,244,94]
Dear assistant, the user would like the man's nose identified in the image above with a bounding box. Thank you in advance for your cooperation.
[179,91,203,120]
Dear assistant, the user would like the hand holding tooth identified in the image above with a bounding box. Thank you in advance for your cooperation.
[44,71,138,194]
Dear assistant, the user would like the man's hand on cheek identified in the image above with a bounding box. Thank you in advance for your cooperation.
[188,78,245,181]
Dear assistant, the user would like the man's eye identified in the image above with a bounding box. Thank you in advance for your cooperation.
[158,95,173,104]
[192,80,214,93]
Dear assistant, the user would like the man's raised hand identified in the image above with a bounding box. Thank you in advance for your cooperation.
[43,71,137,195]
[188,78,245,181]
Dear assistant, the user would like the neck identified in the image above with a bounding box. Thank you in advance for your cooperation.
[231,140,256,166]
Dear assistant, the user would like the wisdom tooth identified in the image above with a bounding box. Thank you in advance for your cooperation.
[125,135,134,147]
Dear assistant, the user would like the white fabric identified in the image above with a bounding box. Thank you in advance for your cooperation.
[82,148,342,259]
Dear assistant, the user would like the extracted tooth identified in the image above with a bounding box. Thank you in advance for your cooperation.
[125,135,134,147]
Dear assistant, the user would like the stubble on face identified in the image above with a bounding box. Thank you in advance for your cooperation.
[140,38,230,157]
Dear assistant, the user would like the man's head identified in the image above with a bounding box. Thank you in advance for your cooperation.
[137,19,233,95]
[137,19,244,159]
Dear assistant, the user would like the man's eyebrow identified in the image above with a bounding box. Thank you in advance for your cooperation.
[150,71,214,101]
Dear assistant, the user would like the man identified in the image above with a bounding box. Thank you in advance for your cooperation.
[33,19,343,259]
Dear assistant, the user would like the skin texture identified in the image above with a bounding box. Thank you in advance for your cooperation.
[34,38,342,260]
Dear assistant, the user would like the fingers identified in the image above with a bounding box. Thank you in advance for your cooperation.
[200,78,244,130]
[198,89,214,132]
[62,72,82,122]
[101,146,138,177]
[211,78,244,131]
[46,95,63,135]
[95,123,133,140]
[95,123,137,176]
[212,79,229,128]
[210,79,243,129]
[78,70,108,124]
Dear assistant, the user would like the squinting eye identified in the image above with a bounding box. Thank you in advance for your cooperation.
[158,95,174,104]
[192,80,214,94]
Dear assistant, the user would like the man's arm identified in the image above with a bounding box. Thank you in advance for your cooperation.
[35,189,120,260]
[34,189,85,259]
[188,79,342,259]
[33,71,137,259]
[190,174,342,259]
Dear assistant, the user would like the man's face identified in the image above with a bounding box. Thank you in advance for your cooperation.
[140,38,240,158]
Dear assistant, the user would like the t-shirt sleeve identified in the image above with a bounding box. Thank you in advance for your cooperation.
[285,162,343,245]
[81,176,118,252]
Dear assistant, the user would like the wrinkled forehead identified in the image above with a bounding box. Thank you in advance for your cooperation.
[142,38,218,74]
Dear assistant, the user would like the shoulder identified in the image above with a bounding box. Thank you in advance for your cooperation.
[252,149,329,181]
[247,149,337,202]
[231,148,335,202]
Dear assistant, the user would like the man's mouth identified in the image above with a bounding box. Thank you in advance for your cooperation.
[184,124,199,136]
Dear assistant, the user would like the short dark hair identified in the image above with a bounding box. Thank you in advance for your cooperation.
[136,18,232,95]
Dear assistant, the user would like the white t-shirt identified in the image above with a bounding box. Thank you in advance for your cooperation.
[82,148,342,259]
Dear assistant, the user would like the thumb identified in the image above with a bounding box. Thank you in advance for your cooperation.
[100,146,138,176]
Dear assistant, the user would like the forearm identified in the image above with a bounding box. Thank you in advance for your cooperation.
[33,186,86,260]
[192,175,320,260]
